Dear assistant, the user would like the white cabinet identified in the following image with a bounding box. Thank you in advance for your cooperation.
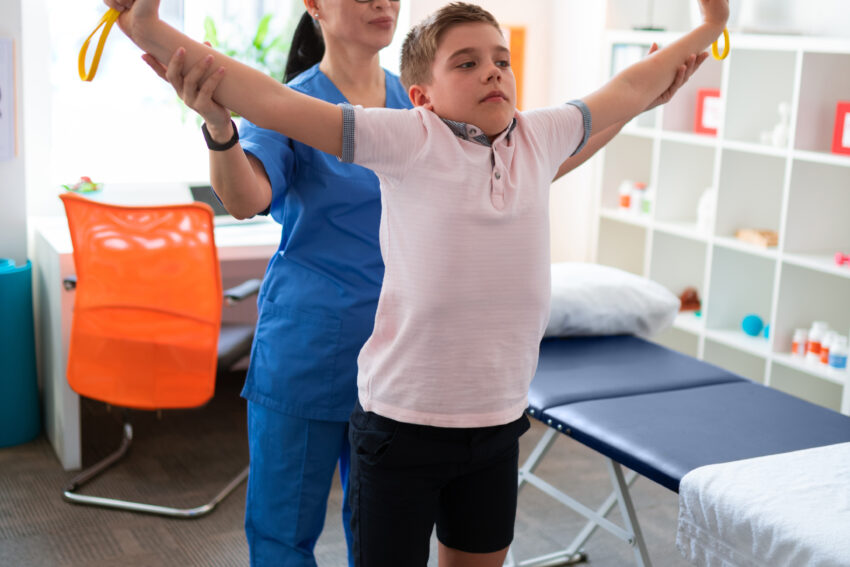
[593,31,850,414]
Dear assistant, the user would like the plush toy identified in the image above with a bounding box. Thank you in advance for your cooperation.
[679,287,701,312]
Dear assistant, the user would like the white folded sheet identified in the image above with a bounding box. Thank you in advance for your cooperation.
[677,441,850,567]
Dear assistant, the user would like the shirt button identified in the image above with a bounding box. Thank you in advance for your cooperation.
[495,171,502,180]
[468,127,479,136]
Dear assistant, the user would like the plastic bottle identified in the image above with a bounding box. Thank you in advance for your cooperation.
[641,184,655,216]
[828,336,847,370]
[619,180,633,210]
[806,321,829,364]
[631,182,647,214]
[791,328,807,357]
[820,331,837,365]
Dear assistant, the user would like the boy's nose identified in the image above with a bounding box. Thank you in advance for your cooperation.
[484,65,502,83]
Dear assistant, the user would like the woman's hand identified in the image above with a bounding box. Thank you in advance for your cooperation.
[103,0,160,41]
[645,43,708,111]
[142,44,232,138]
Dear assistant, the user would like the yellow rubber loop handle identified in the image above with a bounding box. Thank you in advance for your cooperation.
[79,8,121,82]
[712,28,730,60]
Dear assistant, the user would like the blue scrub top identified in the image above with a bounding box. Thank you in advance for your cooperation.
[238,65,412,422]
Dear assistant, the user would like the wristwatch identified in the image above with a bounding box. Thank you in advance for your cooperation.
[201,119,240,151]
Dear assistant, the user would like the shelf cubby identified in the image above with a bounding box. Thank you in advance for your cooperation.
[599,134,654,211]
[660,56,723,135]
[596,217,646,276]
[772,263,850,355]
[654,140,715,225]
[794,52,850,154]
[649,231,707,301]
[770,364,844,413]
[723,49,797,146]
[703,339,767,384]
[705,247,776,338]
[784,160,850,258]
[653,327,700,357]
[714,149,785,241]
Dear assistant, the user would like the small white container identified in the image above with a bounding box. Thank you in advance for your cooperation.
[791,328,808,357]
[630,182,647,214]
[618,180,633,210]
[806,321,830,364]
[828,336,847,370]
[821,331,838,365]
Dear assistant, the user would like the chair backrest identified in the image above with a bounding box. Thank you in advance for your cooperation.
[60,192,223,410]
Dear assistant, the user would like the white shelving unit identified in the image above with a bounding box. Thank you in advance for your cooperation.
[593,31,850,415]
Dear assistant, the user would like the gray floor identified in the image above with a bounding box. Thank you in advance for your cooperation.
[0,372,690,566]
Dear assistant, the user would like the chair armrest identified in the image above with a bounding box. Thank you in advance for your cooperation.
[63,275,77,291]
[224,278,262,306]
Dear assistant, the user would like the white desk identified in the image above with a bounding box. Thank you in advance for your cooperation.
[31,187,280,470]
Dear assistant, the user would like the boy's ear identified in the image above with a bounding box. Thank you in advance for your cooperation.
[408,84,434,110]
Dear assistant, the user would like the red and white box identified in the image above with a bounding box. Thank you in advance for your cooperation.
[831,101,850,156]
[695,89,722,136]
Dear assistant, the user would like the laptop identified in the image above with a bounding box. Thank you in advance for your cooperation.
[189,185,273,226]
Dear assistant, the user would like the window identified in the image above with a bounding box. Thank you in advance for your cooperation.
[45,0,298,189]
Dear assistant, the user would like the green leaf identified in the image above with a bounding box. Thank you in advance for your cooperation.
[253,14,273,50]
[203,16,219,46]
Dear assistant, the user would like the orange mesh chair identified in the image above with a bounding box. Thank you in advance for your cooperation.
[59,192,257,518]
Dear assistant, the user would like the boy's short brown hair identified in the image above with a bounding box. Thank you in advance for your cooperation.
[400,2,502,89]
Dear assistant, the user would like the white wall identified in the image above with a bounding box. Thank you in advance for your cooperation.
[0,0,27,264]
[548,1,606,263]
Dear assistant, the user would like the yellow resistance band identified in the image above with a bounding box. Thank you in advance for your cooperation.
[79,8,121,82]
[712,28,730,60]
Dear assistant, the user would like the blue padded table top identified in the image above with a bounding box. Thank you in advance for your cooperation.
[544,381,850,492]
[528,336,744,414]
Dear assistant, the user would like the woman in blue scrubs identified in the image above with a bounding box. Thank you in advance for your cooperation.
[140,1,407,565]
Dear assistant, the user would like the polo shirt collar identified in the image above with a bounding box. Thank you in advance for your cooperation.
[440,117,518,147]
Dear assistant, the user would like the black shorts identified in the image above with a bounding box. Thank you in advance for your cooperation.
[348,401,530,567]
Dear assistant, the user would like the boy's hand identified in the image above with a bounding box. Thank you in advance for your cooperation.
[103,0,160,41]
[697,0,730,28]
[645,44,708,111]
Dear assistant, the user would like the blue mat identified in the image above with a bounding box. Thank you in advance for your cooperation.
[0,259,41,447]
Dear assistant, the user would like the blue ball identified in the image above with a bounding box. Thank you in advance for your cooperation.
[742,314,764,337]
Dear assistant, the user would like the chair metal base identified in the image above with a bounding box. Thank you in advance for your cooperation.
[63,421,248,519]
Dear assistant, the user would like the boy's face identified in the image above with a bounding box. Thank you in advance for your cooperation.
[413,22,517,139]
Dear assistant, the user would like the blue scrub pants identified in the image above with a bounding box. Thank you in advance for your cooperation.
[246,401,353,567]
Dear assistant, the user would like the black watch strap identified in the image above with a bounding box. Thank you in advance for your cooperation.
[201,119,240,151]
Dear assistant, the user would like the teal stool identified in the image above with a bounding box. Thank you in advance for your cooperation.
[0,259,41,447]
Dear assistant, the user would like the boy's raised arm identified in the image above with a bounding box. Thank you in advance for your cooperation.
[582,0,728,137]
[105,0,343,157]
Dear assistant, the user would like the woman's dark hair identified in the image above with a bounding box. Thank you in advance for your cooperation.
[283,12,325,83]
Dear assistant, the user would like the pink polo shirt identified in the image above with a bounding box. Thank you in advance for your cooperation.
[342,102,589,428]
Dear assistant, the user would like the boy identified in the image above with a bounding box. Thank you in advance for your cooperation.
[105,1,728,565]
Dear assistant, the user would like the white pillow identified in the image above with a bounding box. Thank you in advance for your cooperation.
[544,262,679,338]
